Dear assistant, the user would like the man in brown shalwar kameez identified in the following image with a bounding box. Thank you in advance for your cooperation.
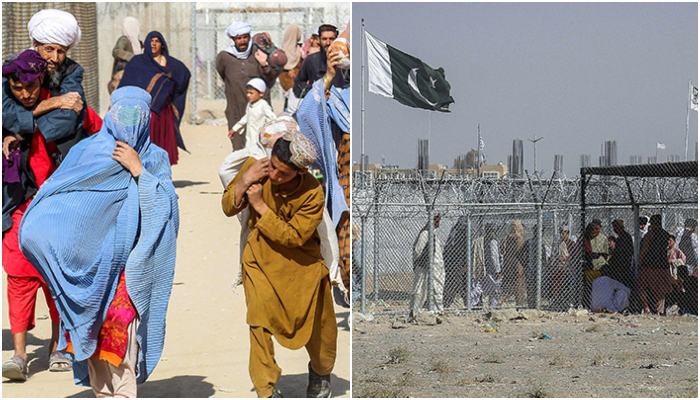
[222,130,337,398]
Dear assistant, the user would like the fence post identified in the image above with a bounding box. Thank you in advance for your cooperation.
[360,214,367,314]
[466,215,472,312]
[190,2,197,123]
[536,206,543,310]
[632,204,640,280]
[373,201,379,301]
[427,207,435,312]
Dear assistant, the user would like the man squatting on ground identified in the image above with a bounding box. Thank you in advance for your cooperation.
[222,131,337,398]
[2,8,89,379]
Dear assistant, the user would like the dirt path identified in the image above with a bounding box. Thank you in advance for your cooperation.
[352,309,697,398]
[2,123,350,398]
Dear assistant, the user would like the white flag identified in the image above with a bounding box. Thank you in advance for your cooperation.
[691,84,698,112]
[657,142,666,150]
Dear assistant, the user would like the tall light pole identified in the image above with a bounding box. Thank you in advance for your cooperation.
[527,134,544,177]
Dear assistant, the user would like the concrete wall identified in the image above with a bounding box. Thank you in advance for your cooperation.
[97,3,193,121]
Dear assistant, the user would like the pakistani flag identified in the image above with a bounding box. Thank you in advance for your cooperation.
[366,31,454,112]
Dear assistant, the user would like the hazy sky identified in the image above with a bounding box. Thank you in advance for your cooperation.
[351,2,698,177]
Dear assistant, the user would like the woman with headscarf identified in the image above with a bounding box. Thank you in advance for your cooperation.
[119,31,190,165]
[19,87,179,397]
[108,17,142,94]
[501,219,526,306]
[278,24,302,112]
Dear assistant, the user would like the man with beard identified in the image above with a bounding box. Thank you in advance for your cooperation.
[293,24,349,99]
[216,21,279,151]
[2,9,87,162]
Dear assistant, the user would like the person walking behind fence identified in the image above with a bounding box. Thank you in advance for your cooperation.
[638,214,673,314]
[550,225,576,311]
[501,220,526,306]
[119,31,191,166]
[18,87,179,397]
[676,218,697,315]
[410,213,445,316]
[443,216,469,308]
[480,224,502,308]
[222,131,337,398]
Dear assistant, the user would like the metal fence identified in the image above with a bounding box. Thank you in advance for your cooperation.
[352,167,698,316]
[190,2,350,123]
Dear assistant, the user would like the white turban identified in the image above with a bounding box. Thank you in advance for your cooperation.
[224,21,252,59]
[28,9,82,49]
[225,21,251,39]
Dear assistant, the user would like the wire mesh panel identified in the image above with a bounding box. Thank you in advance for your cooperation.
[353,164,698,316]
[191,2,350,123]
[2,2,100,113]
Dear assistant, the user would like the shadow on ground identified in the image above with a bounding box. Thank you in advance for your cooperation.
[2,329,55,377]
[172,180,208,188]
[337,311,350,331]
[66,375,216,398]
[276,372,350,398]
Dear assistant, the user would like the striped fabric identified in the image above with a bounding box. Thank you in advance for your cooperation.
[19,87,178,386]
[296,80,350,227]
[337,132,351,290]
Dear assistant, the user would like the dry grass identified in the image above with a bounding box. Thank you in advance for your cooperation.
[482,352,505,364]
[388,346,411,364]
[396,370,415,387]
[359,386,407,398]
[526,379,549,398]
[428,359,452,374]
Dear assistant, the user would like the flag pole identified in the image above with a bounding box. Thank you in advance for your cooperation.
[686,79,691,161]
[476,124,481,178]
[361,19,366,180]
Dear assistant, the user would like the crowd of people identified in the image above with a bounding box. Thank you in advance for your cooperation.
[409,213,698,317]
[2,8,350,399]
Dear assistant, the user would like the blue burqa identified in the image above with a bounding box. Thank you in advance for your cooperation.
[296,79,350,226]
[19,86,179,385]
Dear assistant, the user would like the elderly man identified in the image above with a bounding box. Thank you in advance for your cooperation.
[216,21,279,151]
[2,9,87,161]
[293,24,349,99]
[2,50,73,381]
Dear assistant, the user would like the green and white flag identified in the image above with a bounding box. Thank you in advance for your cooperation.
[366,31,454,112]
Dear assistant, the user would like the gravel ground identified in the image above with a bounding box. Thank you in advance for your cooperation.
[352,309,698,398]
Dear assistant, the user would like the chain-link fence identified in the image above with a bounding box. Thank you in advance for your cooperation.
[353,163,698,316]
[191,2,350,123]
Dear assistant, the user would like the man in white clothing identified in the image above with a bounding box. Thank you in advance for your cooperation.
[410,213,445,316]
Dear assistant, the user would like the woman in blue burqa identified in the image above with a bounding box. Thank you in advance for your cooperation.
[19,86,179,397]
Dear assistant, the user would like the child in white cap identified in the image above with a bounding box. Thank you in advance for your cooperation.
[228,77,277,150]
